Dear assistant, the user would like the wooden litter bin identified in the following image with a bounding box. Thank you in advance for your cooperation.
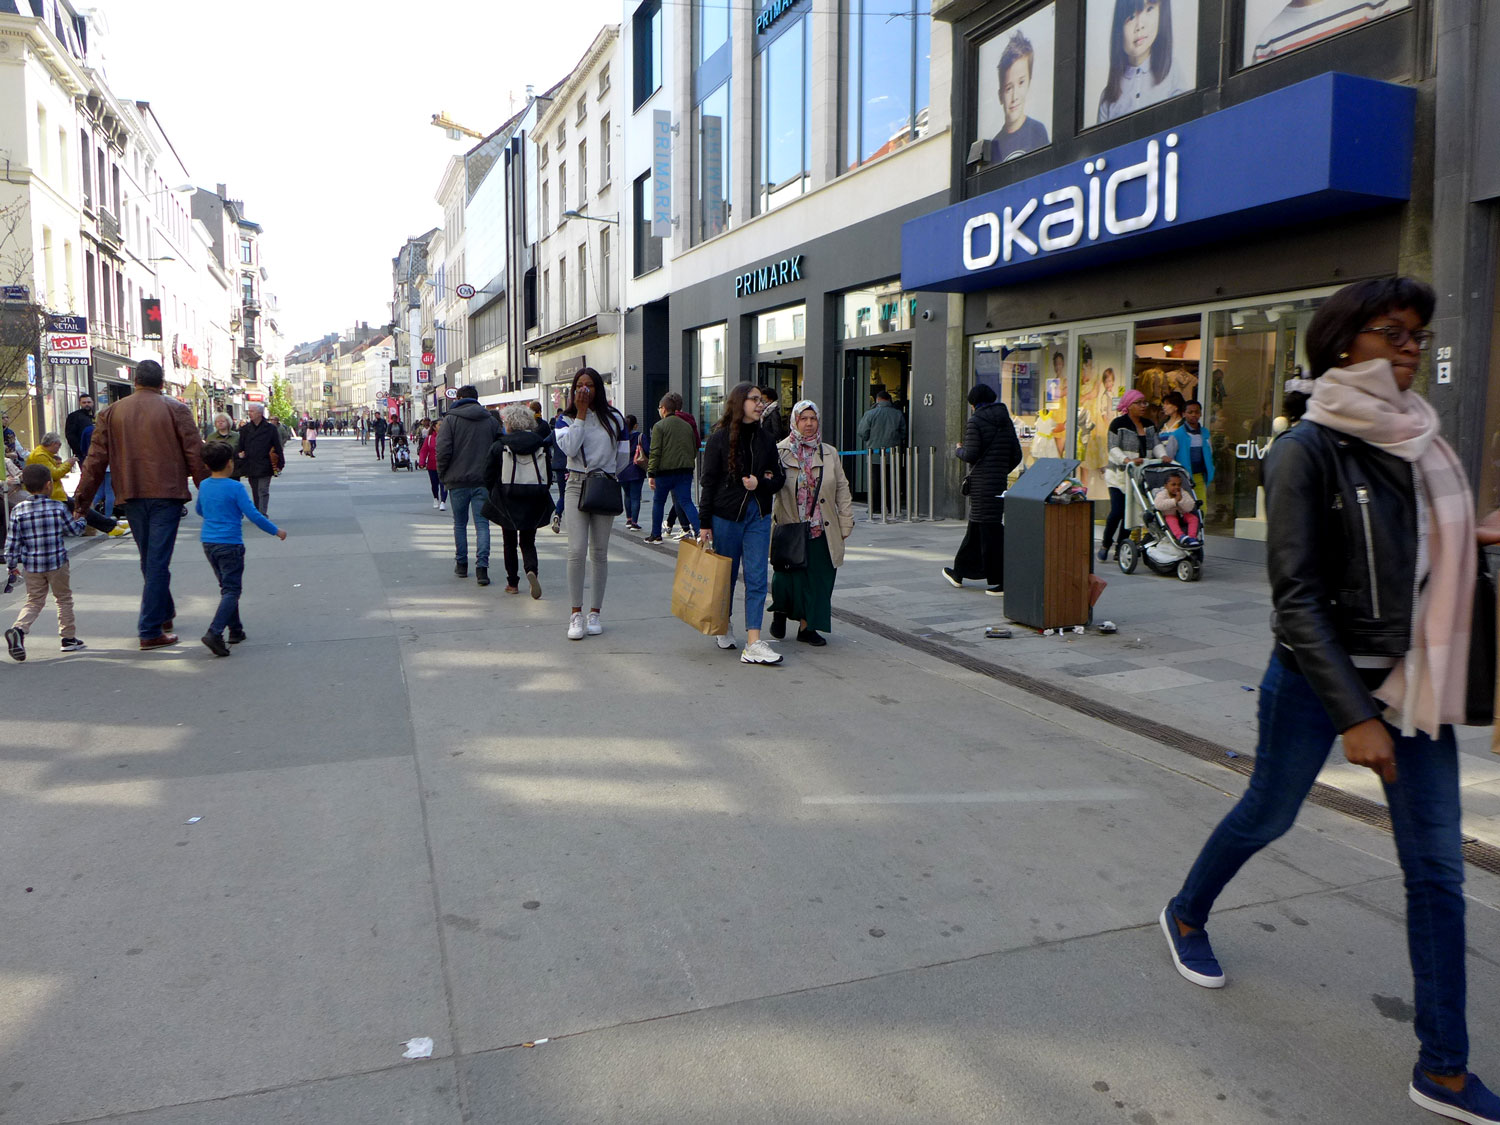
[1003,458,1094,630]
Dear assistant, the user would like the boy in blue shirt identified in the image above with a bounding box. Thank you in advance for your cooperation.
[196,441,286,656]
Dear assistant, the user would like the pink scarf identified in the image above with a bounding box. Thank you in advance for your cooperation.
[1303,359,1476,737]
[789,400,824,537]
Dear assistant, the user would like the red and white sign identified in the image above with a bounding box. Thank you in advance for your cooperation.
[416,368,432,384]
[421,351,435,366]
[245,392,265,403]
[47,332,90,366]
[455,284,476,299]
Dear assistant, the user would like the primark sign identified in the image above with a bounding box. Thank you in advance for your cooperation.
[735,254,803,298]
[901,73,1416,293]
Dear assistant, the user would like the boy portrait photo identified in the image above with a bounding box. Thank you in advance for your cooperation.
[975,4,1055,164]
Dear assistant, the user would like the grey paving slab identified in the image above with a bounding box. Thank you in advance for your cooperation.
[458,879,1500,1125]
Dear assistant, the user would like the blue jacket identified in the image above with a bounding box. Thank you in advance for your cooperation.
[1163,422,1214,483]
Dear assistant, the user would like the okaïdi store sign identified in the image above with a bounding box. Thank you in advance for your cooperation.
[901,73,1416,293]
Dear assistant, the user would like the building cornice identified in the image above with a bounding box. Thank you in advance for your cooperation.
[534,25,619,135]
[0,17,89,97]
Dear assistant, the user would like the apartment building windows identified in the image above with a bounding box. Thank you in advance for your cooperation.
[242,275,255,304]
[579,139,588,202]
[558,258,568,325]
[577,95,587,124]
[36,106,48,179]
[633,0,663,109]
[80,134,92,209]
[541,182,550,235]
[598,63,611,97]
[600,115,611,186]
[577,245,588,314]
[559,162,568,214]
[240,237,253,264]
[599,229,611,308]
[755,12,810,215]
[696,0,729,67]
[842,0,931,171]
[633,171,663,276]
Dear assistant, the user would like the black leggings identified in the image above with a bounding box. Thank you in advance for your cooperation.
[1101,487,1126,551]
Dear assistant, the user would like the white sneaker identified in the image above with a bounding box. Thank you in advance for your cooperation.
[741,640,783,665]
[439,501,446,511]
[551,513,562,534]
[432,498,440,508]
[586,612,603,636]
[567,612,585,640]
[715,628,737,650]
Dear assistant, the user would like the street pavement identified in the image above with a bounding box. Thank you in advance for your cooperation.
[3,437,1498,1124]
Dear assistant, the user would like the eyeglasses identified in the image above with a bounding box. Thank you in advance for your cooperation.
[1359,325,1434,351]
[745,395,765,403]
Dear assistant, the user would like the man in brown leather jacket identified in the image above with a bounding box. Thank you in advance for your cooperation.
[74,360,208,649]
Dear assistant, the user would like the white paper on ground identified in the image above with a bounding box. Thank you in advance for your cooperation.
[402,1037,434,1059]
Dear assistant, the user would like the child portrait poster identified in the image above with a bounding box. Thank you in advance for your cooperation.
[974,4,1056,164]
[1082,0,1198,127]
[1241,0,1409,69]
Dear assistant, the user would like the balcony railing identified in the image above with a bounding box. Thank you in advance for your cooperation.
[100,209,123,249]
[89,322,132,355]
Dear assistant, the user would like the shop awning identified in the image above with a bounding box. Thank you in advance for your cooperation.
[901,72,1416,294]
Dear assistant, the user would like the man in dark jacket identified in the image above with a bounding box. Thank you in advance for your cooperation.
[373,415,388,460]
[857,390,908,515]
[944,383,1021,594]
[235,403,284,514]
[64,395,95,461]
[645,392,701,542]
[436,386,500,585]
[759,386,788,443]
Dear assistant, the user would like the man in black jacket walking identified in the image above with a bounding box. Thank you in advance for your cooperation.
[373,415,388,460]
[235,403,284,514]
[65,395,95,461]
[944,383,1021,594]
[436,387,500,585]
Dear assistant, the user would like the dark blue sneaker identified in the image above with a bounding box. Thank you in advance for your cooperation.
[1159,905,1225,988]
[1410,1067,1500,1124]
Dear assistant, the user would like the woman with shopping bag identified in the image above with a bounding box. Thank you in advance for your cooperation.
[769,401,853,647]
[698,382,786,665]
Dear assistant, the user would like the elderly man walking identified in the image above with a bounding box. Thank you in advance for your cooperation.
[235,403,284,514]
[73,360,208,649]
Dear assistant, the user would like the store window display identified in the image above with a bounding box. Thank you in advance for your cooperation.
[972,332,1067,471]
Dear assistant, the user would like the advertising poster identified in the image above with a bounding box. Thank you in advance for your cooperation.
[1241,0,1408,68]
[975,4,1056,163]
[1083,0,1198,127]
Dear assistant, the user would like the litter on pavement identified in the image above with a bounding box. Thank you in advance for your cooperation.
[401,1037,434,1059]
[185,817,202,824]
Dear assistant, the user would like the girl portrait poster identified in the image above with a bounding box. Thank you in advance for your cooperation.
[1242,0,1408,68]
[1083,0,1198,126]
[975,4,1057,164]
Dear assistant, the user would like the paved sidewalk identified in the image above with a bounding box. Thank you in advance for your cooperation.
[815,514,1500,848]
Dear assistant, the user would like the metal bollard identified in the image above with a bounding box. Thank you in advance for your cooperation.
[928,446,936,521]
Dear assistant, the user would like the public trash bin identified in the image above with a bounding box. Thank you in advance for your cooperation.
[1003,457,1093,630]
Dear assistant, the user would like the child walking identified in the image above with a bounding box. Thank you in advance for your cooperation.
[5,463,89,660]
[196,442,286,657]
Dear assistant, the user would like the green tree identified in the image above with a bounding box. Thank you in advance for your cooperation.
[268,374,294,421]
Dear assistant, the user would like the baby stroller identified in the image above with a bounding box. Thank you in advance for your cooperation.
[1117,461,1205,582]
[389,432,413,472]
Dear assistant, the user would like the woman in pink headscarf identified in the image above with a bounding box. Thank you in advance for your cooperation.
[1097,387,1164,561]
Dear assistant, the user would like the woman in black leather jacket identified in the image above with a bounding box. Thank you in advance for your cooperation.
[1160,278,1500,1125]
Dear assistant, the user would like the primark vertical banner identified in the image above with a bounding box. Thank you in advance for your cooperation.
[652,110,673,238]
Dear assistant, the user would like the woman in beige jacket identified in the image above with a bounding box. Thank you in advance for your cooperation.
[769,401,854,646]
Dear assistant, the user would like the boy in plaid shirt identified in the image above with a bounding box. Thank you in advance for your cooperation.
[5,463,88,660]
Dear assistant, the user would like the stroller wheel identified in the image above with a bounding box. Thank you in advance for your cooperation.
[1117,539,1140,574]
[1176,558,1200,582]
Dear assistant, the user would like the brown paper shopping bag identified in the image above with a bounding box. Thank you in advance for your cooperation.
[672,538,732,636]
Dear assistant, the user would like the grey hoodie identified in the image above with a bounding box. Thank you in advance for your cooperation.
[436,400,500,488]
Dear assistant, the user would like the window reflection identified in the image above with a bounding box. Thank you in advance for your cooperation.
[844,0,930,171]
[695,322,727,434]
[758,18,810,214]
[697,83,731,241]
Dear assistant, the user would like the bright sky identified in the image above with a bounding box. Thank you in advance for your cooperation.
[96,0,621,352]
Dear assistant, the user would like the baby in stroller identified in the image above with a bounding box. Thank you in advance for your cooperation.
[1152,470,1201,545]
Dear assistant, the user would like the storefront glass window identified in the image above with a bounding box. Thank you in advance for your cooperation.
[697,0,730,67]
[971,329,1068,472]
[756,16,810,215]
[696,83,731,241]
[694,322,728,434]
[841,282,916,339]
[1074,327,1129,498]
[842,0,931,171]
[757,304,806,351]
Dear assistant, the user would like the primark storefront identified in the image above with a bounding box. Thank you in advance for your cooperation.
[904,0,1440,534]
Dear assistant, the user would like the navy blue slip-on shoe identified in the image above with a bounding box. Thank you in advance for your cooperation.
[1410,1067,1500,1124]
[1159,905,1225,988]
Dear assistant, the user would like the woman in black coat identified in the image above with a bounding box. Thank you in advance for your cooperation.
[944,383,1023,594]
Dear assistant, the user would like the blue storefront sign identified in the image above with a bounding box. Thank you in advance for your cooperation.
[901,73,1415,294]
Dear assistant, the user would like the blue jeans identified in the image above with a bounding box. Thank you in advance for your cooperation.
[1171,653,1467,1074]
[122,498,183,638]
[650,471,699,538]
[553,471,568,517]
[99,469,115,517]
[623,478,644,524]
[203,542,245,634]
[448,486,490,566]
[712,509,772,633]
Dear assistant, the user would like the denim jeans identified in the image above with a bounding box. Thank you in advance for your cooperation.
[553,470,568,518]
[712,509,772,633]
[122,498,183,638]
[623,478,644,524]
[1171,653,1468,1074]
[448,485,490,566]
[203,542,246,634]
[650,471,699,538]
[99,469,115,517]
